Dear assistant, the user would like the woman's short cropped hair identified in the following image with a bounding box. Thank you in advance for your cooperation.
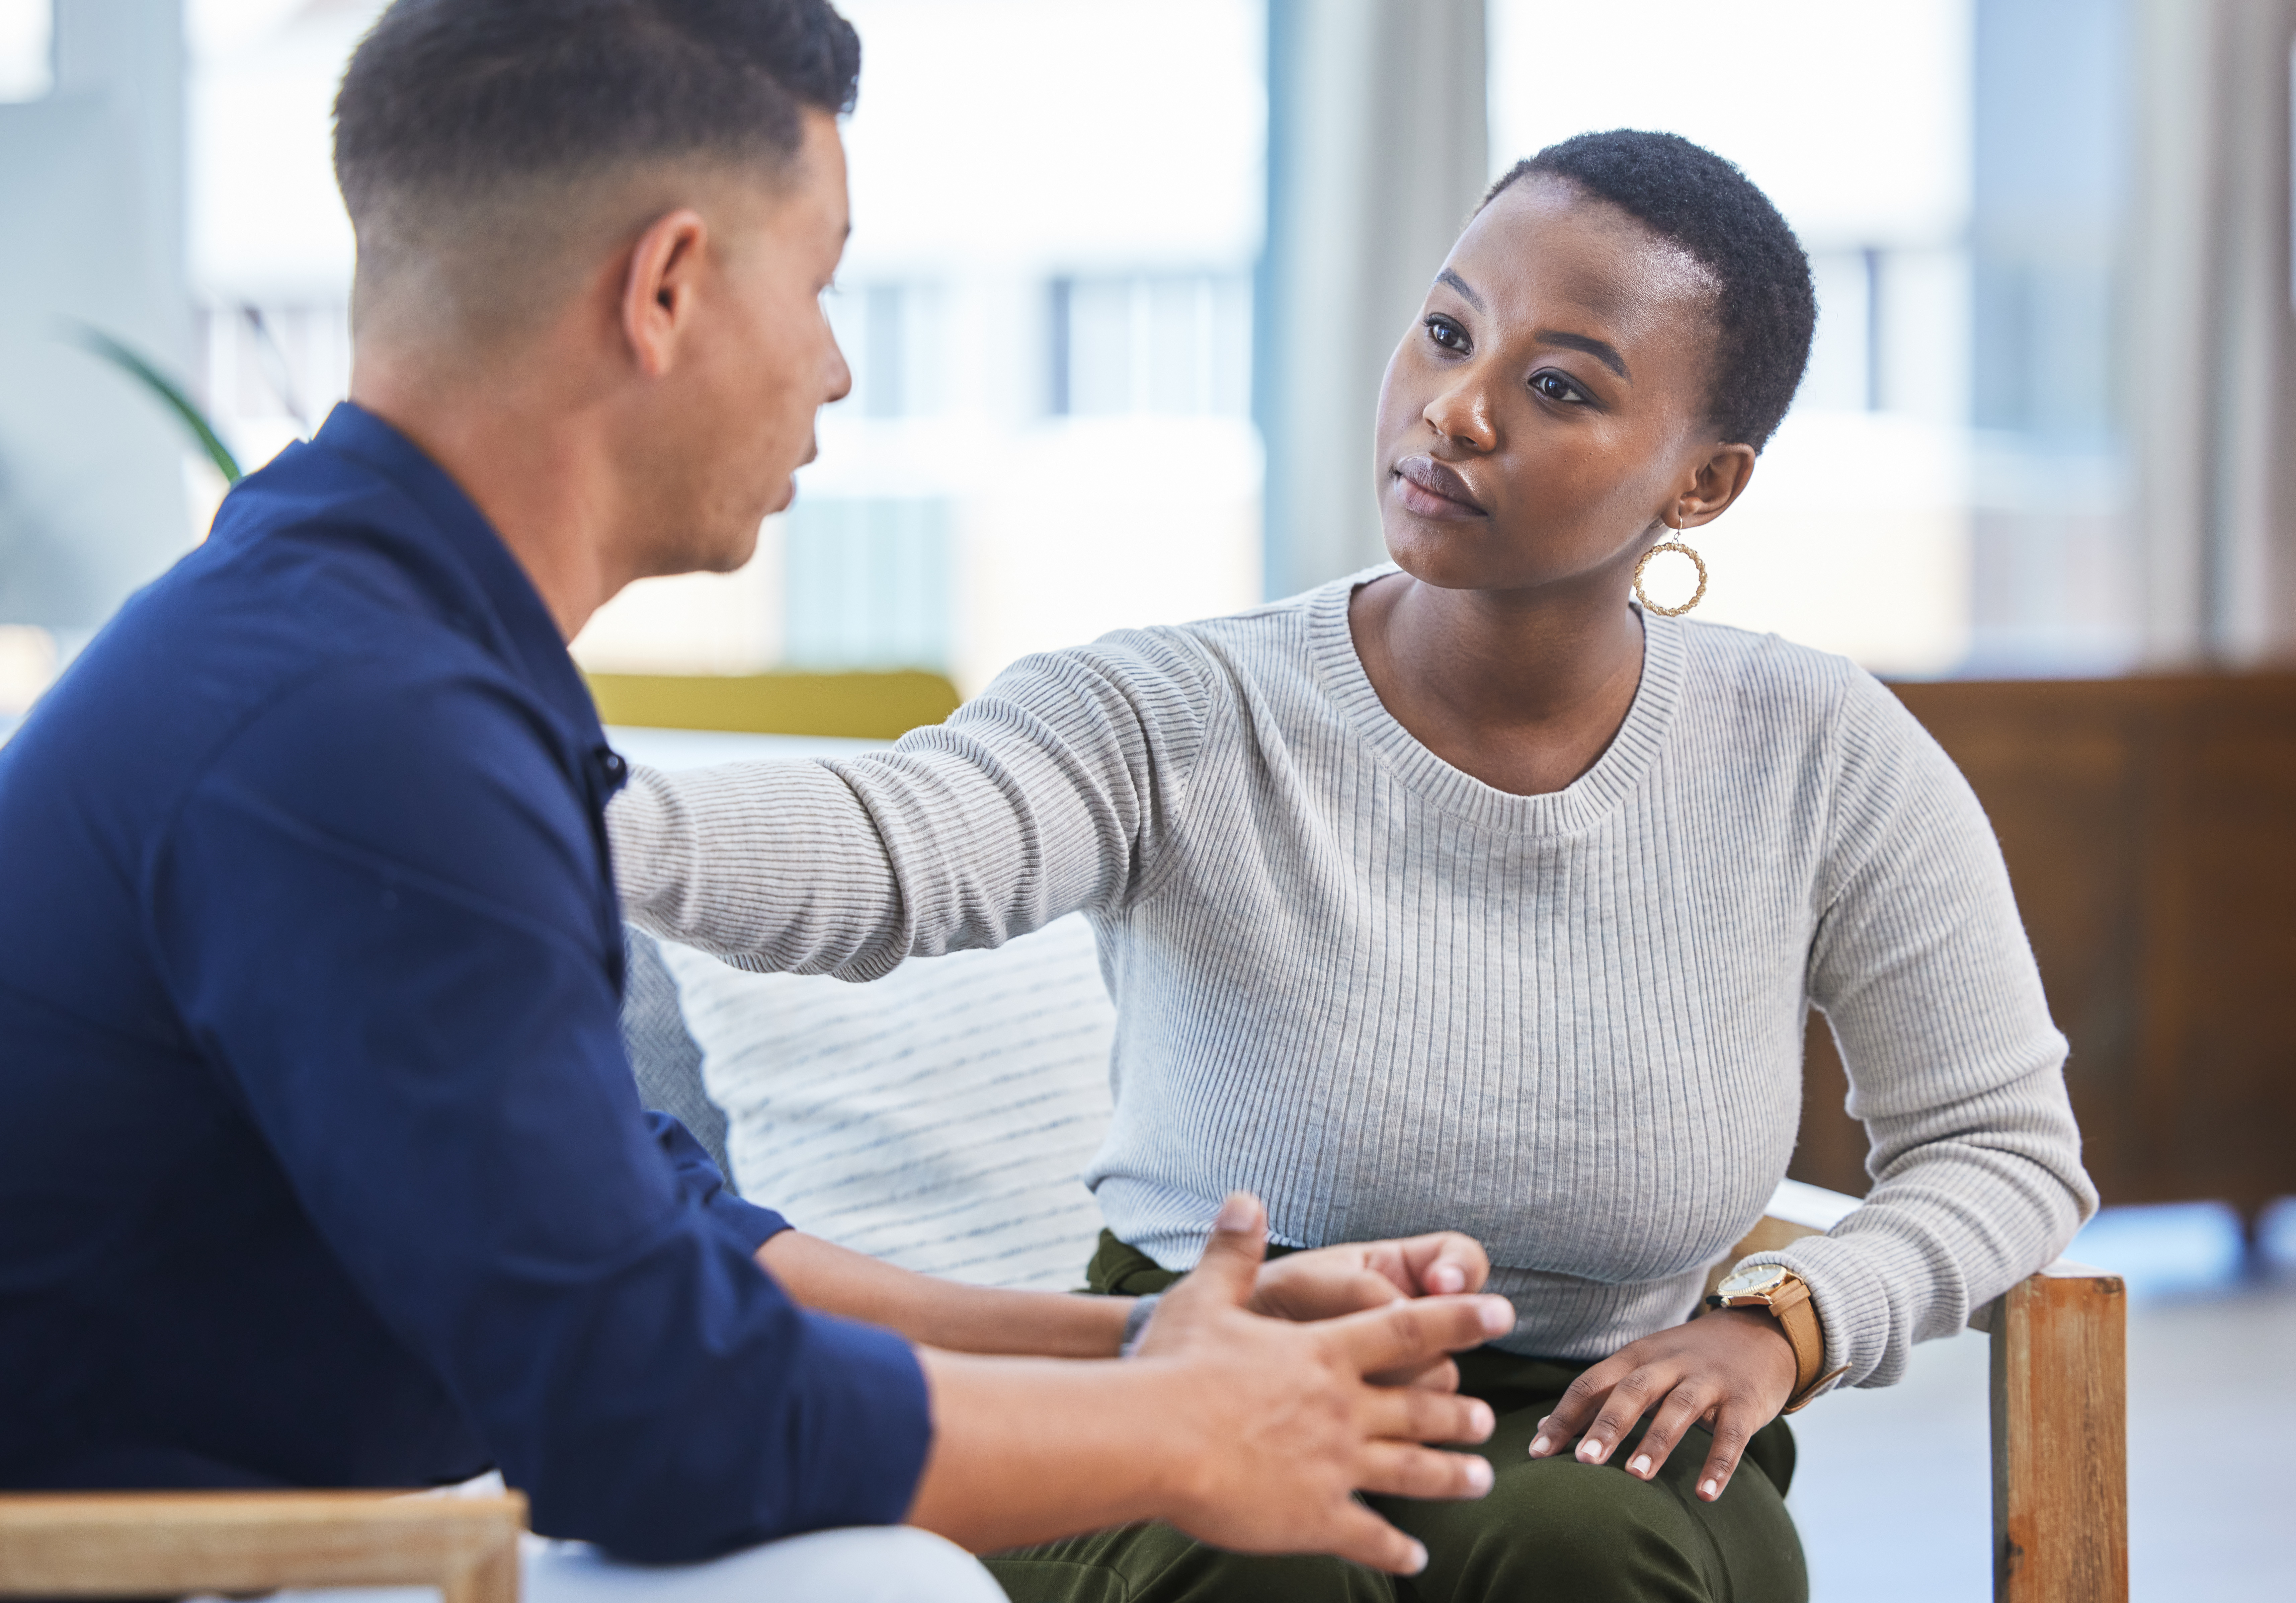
[1484,130,1815,452]
[334,0,861,226]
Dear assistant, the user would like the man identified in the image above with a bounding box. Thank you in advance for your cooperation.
[0,2,1515,1596]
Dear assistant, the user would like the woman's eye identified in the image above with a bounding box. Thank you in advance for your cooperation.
[1531,370,1589,405]
[1424,315,1469,352]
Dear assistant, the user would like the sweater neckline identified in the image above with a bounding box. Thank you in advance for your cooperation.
[1307,566,1688,836]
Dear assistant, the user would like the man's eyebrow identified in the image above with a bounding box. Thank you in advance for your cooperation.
[1434,268,1485,312]
[1538,329,1630,381]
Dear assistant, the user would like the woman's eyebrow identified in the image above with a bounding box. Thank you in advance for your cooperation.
[1433,268,1631,381]
[1537,330,1631,381]
[1435,268,1486,311]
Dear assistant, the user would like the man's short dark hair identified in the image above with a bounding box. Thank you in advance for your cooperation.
[1483,130,1815,452]
[335,0,860,230]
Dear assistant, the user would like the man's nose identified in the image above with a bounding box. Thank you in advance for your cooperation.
[824,330,854,405]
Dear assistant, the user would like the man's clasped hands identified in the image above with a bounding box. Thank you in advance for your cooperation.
[1060,1193,1798,1575]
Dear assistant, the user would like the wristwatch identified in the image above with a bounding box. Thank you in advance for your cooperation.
[1704,1264,1846,1413]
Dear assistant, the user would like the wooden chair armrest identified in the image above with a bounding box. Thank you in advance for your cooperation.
[1711,1182,2130,1602]
[0,1489,527,1603]
[1989,1264,2127,1602]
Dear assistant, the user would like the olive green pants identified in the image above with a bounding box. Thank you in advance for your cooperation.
[984,1235,1808,1603]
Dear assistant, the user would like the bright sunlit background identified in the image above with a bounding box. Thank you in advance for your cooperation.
[0,0,2133,710]
[106,0,1271,697]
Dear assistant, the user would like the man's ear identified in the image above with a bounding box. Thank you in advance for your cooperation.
[1679,442,1759,529]
[620,208,709,378]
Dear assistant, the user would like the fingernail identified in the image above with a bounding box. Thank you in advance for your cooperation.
[1405,1540,1429,1575]
[1529,1434,1551,1457]
[1431,1265,1464,1293]
[1478,1297,1514,1334]
[1577,1437,1605,1463]
[1463,1456,1494,1493]
[1700,1478,1720,1500]
[1469,1401,1494,1437]
[1214,1193,1254,1232]
[1629,1454,1652,1477]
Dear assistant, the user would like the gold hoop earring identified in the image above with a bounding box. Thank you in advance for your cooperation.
[1633,523,1708,617]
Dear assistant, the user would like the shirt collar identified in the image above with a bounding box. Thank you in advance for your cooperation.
[307,401,611,769]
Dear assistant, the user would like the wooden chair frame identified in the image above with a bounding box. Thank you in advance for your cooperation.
[0,1186,2124,1603]
[0,1489,526,1603]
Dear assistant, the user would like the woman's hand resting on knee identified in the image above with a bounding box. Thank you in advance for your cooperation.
[1525,1309,1797,1502]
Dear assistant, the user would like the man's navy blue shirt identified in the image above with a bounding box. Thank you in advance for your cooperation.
[0,405,931,1560]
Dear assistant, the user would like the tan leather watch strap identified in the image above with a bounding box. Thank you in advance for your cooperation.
[1716,1271,1845,1413]
[1763,1279,1826,1409]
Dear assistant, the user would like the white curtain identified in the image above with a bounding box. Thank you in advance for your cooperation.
[1255,0,1488,599]
[2127,0,2296,662]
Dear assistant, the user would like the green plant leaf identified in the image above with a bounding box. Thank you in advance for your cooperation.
[63,322,243,484]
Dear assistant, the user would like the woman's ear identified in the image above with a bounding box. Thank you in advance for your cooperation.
[1678,442,1759,528]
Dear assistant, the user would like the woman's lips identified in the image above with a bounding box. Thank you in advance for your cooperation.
[1393,455,1487,517]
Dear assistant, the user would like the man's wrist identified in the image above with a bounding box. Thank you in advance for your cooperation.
[1119,1293,1161,1358]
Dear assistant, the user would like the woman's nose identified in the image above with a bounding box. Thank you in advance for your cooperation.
[1423,379,1496,452]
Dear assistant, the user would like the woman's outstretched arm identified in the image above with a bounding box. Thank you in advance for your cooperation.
[609,628,1217,975]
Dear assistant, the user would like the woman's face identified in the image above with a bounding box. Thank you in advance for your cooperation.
[1373,177,1751,597]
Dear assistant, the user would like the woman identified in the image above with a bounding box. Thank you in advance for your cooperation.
[613,130,2094,1600]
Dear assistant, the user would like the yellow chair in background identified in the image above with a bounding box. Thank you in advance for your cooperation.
[584,670,961,742]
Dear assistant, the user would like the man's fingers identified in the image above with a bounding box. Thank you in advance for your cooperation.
[1323,1266,1411,1317]
[1172,1192,1269,1309]
[1330,1293,1513,1375]
[1620,1382,1715,1481]
[1358,1384,1495,1447]
[1354,1441,1496,1501]
[1366,1354,1460,1392]
[1320,1504,1433,1578]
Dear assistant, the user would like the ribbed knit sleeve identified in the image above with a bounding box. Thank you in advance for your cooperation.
[1746,673,2098,1388]
[611,629,1213,979]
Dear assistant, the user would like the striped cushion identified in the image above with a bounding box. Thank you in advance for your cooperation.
[654,914,1115,1291]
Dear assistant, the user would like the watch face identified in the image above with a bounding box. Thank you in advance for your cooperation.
[1719,1264,1792,1299]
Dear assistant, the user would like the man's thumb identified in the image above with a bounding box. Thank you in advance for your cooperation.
[1186,1192,1269,1304]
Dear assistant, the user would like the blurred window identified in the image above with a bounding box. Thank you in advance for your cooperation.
[1966,0,2132,674]
[782,497,955,671]
[825,282,947,420]
[1050,272,1252,418]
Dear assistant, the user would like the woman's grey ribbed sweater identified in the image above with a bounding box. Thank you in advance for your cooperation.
[611,574,2096,1390]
